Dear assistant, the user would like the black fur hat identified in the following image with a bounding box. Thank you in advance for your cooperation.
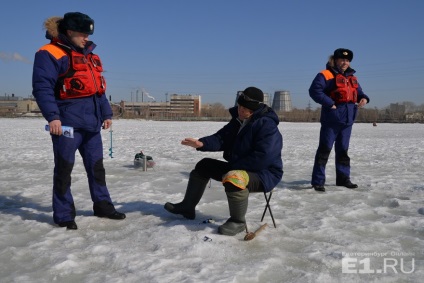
[58,12,94,35]
[333,48,353,62]
[237,87,264,111]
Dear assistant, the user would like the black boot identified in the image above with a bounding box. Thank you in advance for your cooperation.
[94,210,126,220]
[93,200,126,220]
[58,221,78,230]
[164,170,209,220]
[218,188,249,236]
[336,180,358,189]
[336,173,358,189]
[313,185,326,192]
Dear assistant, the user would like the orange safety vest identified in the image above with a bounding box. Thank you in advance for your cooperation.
[40,42,106,99]
[321,70,358,104]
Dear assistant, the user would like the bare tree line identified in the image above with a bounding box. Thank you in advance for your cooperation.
[201,101,424,123]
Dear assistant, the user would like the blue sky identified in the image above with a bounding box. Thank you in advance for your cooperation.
[1,0,423,109]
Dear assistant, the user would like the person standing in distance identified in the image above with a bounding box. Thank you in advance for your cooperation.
[32,12,126,230]
[309,48,370,192]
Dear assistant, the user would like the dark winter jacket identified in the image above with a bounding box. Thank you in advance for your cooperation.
[32,18,112,132]
[198,105,283,192]
[309,62,370,126]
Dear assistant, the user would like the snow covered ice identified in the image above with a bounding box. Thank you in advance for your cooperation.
[0,118,423,283]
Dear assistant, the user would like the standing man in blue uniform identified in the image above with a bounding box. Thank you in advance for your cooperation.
[32,12,126,229]
[309,48,370,192]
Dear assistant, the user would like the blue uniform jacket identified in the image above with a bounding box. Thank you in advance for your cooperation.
[198,105,283,192]
[32,35,112,132]
[309,63,370,126]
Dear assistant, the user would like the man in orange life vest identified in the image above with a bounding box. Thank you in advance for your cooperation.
[32,12,126,229]
[309,48,370,192]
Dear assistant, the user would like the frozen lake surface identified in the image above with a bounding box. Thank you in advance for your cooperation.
[0,118,423,282]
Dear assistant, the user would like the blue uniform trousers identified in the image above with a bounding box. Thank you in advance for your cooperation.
[311,124,352,186]
[51,130,114,224]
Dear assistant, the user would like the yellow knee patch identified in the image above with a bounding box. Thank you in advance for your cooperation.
[222,170,249,190]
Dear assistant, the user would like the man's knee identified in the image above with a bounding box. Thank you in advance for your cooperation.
[337,150,350,166]
[54,155,74,195]
[194,158,215,175]
[194,158,229,181]
[222,170,249,191]
[93,159,106,186]
[317,146,331,166]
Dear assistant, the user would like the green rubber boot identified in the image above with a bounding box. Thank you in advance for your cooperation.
[218,188,249,236]
[164,170,209,220]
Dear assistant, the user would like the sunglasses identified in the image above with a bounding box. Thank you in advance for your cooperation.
[239,92,263,104]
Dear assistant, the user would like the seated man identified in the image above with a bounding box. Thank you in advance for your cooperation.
[164,87,283,236]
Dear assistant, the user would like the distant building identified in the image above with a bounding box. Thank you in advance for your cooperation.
[169,94,201,116]
[405,112,423,122]
[263,92,271,106]
[272,90,292,112]
[389,103,406,114]
[120,94,201,118]
[0,95,40,115]
[16,100,40,113]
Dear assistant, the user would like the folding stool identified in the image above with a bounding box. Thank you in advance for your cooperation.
[260,190,276,228]
[250,188,276,228]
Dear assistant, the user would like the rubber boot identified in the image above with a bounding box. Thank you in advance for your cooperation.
[218,188,249,236]
[164,170,209,219]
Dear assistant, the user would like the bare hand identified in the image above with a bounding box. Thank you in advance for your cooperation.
[49,120,62,136]
[358,98,367,108]
[103,119,112,130]
[181,138,203,149]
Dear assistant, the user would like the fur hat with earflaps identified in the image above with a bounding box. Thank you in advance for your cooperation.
[333,48,353,62]
[58,12,94,35]
[43,12,94,39]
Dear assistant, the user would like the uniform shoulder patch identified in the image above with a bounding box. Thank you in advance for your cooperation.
[39,44,67,60]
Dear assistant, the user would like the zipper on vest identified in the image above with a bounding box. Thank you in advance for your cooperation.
[86,56,99,93]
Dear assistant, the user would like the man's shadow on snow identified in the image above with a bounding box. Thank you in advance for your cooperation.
[114,199,221,231]
[0,194,53,225]
[113,171,282,232]
[283,180,314,190]
[0,194,100,226]
[114,170,221,232]
[114,173,317,231]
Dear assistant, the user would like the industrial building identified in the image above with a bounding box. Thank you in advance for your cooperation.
[119,94,201,119]
[271,90,292,112]
[0,95,40,116]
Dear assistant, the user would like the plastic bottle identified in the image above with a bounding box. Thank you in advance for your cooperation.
[45,125,74,138]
